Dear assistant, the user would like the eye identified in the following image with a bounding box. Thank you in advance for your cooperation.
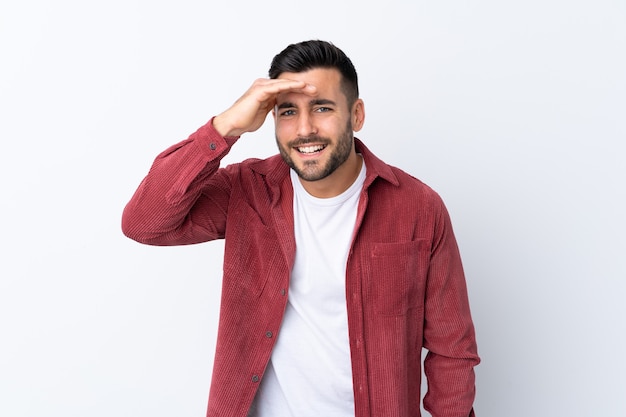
[315,107,333,113]
[279,109,296,117]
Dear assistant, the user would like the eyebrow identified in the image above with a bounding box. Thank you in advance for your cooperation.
[276,98,337,110]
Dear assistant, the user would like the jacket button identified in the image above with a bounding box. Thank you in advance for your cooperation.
[281,289,286,296]
[251,375,260,383]
[265,331,273,338]
[209,142,217,150]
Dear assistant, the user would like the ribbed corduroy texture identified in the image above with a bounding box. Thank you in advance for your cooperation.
[122,119,480,417]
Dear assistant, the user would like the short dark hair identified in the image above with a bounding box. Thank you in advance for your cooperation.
[269,40,359,106]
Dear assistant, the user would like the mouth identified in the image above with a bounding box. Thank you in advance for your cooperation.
[295,144,327,155]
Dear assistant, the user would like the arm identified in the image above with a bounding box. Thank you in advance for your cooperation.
[121,78,318,246]
[422,198,480,417]
[121,120,239,245]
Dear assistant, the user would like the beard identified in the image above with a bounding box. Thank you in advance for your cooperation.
[276,119,354,182]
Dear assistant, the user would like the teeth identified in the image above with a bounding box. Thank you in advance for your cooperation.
[297,145,325,154]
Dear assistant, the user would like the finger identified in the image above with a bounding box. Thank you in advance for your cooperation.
[254,78,317,98]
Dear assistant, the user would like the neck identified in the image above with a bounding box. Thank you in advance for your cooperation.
[299,152,363,198]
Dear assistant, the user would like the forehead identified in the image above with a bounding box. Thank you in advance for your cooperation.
[277,68,344,102]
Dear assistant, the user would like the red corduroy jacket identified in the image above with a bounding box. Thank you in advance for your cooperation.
[122,120,480,417]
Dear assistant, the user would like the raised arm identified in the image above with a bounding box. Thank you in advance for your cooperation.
[213,78,317,137]
[121,120,236,245]
[121,78,317,246]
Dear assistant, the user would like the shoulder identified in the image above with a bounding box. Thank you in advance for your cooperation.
[377,165,445,210]
[391,166,439,197]
[222,154,287,178]
[358,140,440,199]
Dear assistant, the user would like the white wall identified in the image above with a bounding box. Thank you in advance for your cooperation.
[1,1,624,416]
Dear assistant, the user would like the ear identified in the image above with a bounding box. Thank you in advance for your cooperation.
[351,99,365,132]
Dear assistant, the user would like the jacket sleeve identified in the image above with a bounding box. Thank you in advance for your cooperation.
[121,118,240,246]
[422,197,480,417]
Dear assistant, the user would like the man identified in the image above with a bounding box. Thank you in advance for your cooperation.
[122,40,479,417]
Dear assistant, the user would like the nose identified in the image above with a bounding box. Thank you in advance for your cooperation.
[296,112,317,137]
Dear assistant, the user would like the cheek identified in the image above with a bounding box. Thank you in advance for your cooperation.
[275,120,297,140]
[274,125,291,147]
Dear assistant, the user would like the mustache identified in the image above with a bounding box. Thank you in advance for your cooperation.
[288,135,331,147]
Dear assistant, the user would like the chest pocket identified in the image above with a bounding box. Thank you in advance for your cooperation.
[367,240,430,316]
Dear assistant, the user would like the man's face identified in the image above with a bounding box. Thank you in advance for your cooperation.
[274,68,361,183]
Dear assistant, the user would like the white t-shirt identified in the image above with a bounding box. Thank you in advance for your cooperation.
[249,158,366,417]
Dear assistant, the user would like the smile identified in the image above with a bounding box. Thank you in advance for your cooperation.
[296,144,327,154]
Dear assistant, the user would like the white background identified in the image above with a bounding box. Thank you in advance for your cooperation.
[1,1,625,416]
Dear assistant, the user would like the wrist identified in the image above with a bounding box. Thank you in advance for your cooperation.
[212,114,242,138]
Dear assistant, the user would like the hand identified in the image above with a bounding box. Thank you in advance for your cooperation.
[213,78,317,137]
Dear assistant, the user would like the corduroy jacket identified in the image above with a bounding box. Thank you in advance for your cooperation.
[122,119,480,417]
